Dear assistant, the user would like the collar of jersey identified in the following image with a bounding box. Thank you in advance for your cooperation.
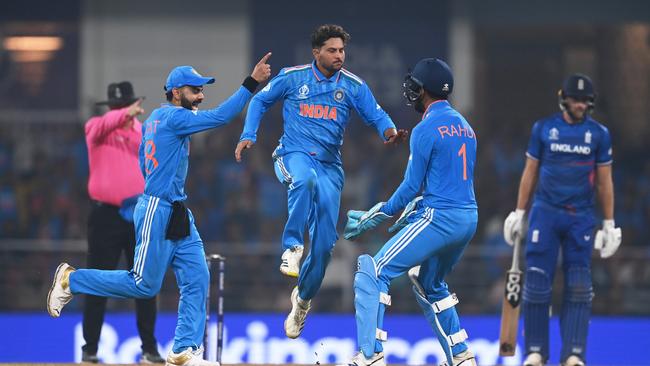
[422,100,449,120]
[161,102,183,108]
[311,61,341,83]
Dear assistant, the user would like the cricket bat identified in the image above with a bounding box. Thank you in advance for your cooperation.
[499,233,523,356]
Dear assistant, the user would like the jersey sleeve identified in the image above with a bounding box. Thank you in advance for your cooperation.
[526,121,543,160]
[596,125,613,165]
[352,83,396,140]
[167,86,253,135]
[239,71,289,142]
[382,126,433,216]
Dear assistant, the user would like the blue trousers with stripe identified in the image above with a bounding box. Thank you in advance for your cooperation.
[274,151,344,300]
[373,207,477,354]
[69,195,209,353]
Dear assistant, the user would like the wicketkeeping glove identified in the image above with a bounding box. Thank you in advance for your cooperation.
[344,202,392,241]
[594,219,622,258]
[388,196,423,233]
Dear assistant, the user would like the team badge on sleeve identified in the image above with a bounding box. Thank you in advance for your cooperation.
[333,89,345,102]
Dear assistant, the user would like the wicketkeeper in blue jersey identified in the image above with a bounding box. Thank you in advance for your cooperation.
[47,54,272,366]
[503,74,621,366]
[234,24,407,339]
[341,58,478,366]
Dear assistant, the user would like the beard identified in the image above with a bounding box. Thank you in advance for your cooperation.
[180,94,201,110]
[414,98,426,113]
[322,60,343,74]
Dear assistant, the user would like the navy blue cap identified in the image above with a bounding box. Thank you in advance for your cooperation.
[164,66,215,91]
[562,73,595,99]
[411,58,453,98]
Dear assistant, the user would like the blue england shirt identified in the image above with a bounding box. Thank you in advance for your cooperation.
[140,86,252,202]
[382,100,478,215]
[240,61,396,164]
[526,112,613,213]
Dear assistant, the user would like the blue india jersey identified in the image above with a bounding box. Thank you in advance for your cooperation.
[382,100,477,215]
[240,61,396,164]
[139,86,252,202]
[526,112,613,213]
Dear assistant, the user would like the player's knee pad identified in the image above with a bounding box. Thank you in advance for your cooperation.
[565,267,593,303]
[354,255,390,358]
[523,267,552,304]
[412,287,467,366]
[522,267,551,357]
[560,267,592,360]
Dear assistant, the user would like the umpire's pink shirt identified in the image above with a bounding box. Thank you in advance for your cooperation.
[86,107,144,207]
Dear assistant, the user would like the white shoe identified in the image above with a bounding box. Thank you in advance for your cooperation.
[337,352,386,366]
[47,262,75,317]
[280,246,303,277]
[523,352,545,366]
[284,286,310,338]
[452,349,477,366]
[166,347,218,366]
[563,355,585,366]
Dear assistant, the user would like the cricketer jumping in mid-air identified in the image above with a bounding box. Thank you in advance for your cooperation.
[234,24,406,338]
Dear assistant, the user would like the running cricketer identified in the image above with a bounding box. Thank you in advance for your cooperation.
[503,74,621,366]
[342,58,478,366]
[234,24,406,338]
[48,54,271,366]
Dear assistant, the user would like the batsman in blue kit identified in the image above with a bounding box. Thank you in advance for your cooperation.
[234,24,406,338]
[503,74,621,366]
[342,58,478,366]
[47,54,272,366]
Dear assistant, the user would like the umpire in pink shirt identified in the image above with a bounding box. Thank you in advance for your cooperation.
[83,82,163,363]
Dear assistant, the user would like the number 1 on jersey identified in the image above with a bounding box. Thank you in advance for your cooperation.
[458,143,467,181]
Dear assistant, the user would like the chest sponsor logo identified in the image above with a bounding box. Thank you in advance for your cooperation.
[550,143,591,155]
[299,103,337,120]
[549,127,560,140]
[297,84,309,99]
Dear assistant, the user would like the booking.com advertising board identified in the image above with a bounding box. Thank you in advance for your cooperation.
[1,313,648,365]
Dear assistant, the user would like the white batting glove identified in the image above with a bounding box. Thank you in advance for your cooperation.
[594,219,622,258]
[503,209,526,246]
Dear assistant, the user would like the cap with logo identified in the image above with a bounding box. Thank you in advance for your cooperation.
[164,66,215,91]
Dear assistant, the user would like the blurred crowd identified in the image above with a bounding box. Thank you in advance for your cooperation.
[1,105,649,314]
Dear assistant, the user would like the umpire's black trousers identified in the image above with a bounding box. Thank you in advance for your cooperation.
[82,202,159,355]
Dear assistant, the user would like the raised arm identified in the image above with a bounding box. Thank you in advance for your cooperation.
[169,52,272,136]
[85,100,144,143]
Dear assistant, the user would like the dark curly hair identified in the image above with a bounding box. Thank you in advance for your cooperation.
[311,24,351,49]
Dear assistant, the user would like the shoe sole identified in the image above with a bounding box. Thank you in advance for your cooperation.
[47,263,67,317]
[279,266,299,277]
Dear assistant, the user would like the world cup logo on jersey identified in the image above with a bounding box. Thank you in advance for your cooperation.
[549,127,559,140]
[585,130,592,144]
[298,84,310,99]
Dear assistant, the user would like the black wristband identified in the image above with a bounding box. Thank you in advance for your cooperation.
[242,76,260,93]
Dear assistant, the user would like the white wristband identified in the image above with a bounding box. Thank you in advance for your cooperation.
[603,219,615,230]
